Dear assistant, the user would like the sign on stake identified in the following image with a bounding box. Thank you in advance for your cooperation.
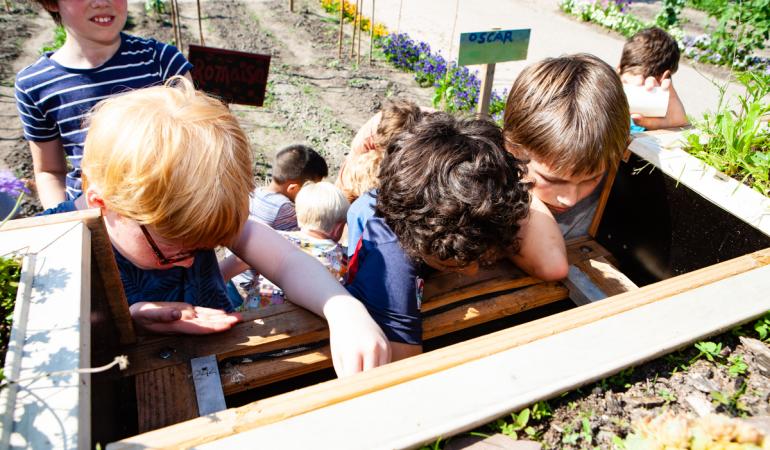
[187,45,271,107]
[457,28,531,116]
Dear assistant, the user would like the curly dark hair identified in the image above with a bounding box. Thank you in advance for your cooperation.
[377,112,530,267]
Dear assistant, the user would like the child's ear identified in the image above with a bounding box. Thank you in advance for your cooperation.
[85,187,106,210]
[330,221,346,242]
[286,182,301,200]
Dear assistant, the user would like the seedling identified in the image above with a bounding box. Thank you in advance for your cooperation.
[495,408,530,440]
[418,437,442,450]
[530,400,552,421]
[657,388,677,404]
[710,382,749,416]
[690,341,723,364]
[754,311,770,341]
[727,354,748,377]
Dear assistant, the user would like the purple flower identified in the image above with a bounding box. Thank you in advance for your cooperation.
[0,171,29,198]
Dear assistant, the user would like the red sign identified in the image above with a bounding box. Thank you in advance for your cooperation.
[188,44,271,106]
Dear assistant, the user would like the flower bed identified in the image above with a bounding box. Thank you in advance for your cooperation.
[559,0,770,75]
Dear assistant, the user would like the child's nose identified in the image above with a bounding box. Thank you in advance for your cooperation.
[556,186,579,207]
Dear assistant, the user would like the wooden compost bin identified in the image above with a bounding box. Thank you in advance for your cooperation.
[1,130,769,449]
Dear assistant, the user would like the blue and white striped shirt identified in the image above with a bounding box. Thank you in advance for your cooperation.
[14,33,193,200]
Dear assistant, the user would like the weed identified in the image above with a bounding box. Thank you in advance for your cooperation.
[727,354,748,377]
[710,382,749,416]
[144,0,167,15]
[600,367,635,390]
[0,255,22,380]
[418,437,442,450]
[754,311,770,341]
[494,408,531,440]
[531,400,552,421]
[690,341,723,364]
[40,25,66,54]
[657,388,677,404]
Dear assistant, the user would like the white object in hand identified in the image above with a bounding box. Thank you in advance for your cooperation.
[623,84,669,118]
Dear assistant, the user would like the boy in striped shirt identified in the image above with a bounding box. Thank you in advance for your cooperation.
[14,0,192,208]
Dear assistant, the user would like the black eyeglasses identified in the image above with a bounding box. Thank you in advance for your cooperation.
[139,224,196,265]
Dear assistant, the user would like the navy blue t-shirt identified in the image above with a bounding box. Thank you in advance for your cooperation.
[345,216,424,345]
[40,201,233,312]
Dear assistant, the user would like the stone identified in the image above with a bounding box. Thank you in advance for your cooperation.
[685,392,715,417]
[686,372,719,393]
[740,337,770,378]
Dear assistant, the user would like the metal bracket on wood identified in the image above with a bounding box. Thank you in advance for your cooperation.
[564,264,607,306]
[191,355,227,416]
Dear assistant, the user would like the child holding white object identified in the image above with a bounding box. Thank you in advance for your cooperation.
[244,181,350,309]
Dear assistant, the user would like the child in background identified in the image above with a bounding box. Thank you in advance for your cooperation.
[618,27,688,131]
[244,181,349,309]
[42,79,389,375]
[345,112,566,361]
[503,53,630,240]
[16,0,193,208]
[336,99,425,203]
[221,145,328,305]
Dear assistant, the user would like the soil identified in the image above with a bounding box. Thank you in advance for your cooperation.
[1,2,769,449]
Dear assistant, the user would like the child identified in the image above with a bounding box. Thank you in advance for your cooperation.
[618,27,688,130]
[345,112,566,361]
[243,181,349,309]
[15,0,193,208]
[503,53,631,240]
[43,78,390,375]
[336,99,425,203]
[222,145,328,304]
[251,144,328,231]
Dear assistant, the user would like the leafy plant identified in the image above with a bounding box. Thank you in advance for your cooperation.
[0,256,22,383]
[691,341,724,363]
[684,71,770,196]
[754,311,770,341]
[494,408,535,440]
[728,354,749,377]
[710,382,749,416]
[144,0,167,15]
[530,401,553,421]
[560,0,647,38]
[40,25,66,54]
[655,0,685,28]
[657,388,677,404]
[600,367,635,390]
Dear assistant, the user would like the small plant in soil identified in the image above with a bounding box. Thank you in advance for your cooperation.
[691,340,724,363]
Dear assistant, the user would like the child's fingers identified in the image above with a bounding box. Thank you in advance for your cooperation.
[192,306,231,317]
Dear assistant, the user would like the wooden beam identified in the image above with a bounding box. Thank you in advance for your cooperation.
[135,364,199,433]
[219,282,567,395]
[588,159,621,238]
[191,262,770,450]
[109,247,770,450]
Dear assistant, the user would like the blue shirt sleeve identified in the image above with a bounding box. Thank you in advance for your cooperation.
[155,40,193,80]
[15,74,59,142]
[346,190,377,257]
[345,217,422,344]
[38,200,77,216]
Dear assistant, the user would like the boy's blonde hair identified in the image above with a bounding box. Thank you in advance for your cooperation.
[295,181,350,234]
[503,53,630,177]
[336,150,384,203]
[82,77,255,248]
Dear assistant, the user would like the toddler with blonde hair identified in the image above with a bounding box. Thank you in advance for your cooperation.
[42,78,390,375]
[244,181,350,309]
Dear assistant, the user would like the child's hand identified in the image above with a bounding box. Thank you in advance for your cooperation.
[323,295,391,376]
[129,301,241,335]
[630,71,689,130]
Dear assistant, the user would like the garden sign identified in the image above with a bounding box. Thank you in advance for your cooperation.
[457,28,531,115]
[187,45,271,107]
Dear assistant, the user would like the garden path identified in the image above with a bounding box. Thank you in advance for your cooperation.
[366,0,744,118]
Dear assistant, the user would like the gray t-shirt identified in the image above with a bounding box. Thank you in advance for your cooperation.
[553,177,605,240]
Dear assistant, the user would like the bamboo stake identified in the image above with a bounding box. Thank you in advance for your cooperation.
[289,0,294,12]
[338,0,344,59]
[169,0,179,48]
[196,0,204,45]
[357,0,362,65]
[4,0,11,13]
[369,0,375,65]
[396,0,403,33]
[350,0,358,59]
[447,0,460,59]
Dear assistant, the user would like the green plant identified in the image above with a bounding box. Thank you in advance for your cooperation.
[658,388,677,404]
[706,0,770,66]
[560,0,648,38]
[655,0,685,28]
[418,437,443,450]
[691,341,724,363]
[0,255,22,382]
[494,408,536,440]
[600,367,635,390]
[684,71,770,196]
[754,311,770,340]
[144,0,167,15]
[40,25,66,54]
[530,401,552,421]
[727,354,749,377]
[710,382,749,416]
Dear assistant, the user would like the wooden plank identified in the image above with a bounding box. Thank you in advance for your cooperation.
[191,355,227,416]
[629,130,770,236]
[108,247,770,450]
[564,264,606,305]
[135,364,199,433]
[565,256,638,306]
[588,158,621,238]
[1,223,91,449]
[565,237,614,264]
[219,282,568,396]
[0,208,101,232]
[194,263,770,450]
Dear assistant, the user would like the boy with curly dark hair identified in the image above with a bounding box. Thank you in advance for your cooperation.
[345,112,565,361]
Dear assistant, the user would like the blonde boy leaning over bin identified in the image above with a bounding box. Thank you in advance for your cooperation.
[42,77,390,376]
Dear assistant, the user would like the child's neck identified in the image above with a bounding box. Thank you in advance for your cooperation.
[266,180,292,198]
[302,228,334,241]
[51,32,122,69]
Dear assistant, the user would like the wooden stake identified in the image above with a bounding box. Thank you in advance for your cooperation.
[448,0,460,58]
[350,0,358,59]
[476,63,496,117]
[369,0,375,65]
[356,0,362,65]
[169,0,179,48]
[196,0,204,45]
[4,0,11,13]
[289,0,294,12]
[338,0,344,59]
[396,0,403,33]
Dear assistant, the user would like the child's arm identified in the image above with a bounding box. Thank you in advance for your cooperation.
[229,219,391,376]
[630,72,688,130]
[508,195,569,281]
[219,253,250,282]
[29,139,68,208]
